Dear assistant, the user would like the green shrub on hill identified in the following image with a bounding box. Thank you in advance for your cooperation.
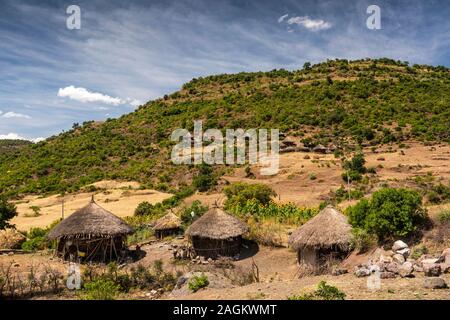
[346,188,428,240]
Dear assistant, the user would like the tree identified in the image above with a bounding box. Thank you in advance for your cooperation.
[0,196,17,229]
[224,183,276,209]
[192,164,217,192]
[303,62,312,70]
[346,188,428,240]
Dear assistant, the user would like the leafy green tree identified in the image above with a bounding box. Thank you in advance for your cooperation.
[0,196,17,229]
[224,183,276,209]
[192,164,217,192]
[346,188,428,240]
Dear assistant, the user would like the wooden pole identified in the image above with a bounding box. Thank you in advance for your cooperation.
[61,199,64,219]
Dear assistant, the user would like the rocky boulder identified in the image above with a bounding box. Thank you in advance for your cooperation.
[423,277,447,289]
[393,253,406,264]
[423,263,442,277]
[399,262,414,278]
[392,240,408,252]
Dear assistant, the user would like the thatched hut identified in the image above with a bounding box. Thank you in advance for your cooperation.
[47,197,133,263]
[186,207,248,259]
[153,211,182,239]
[288,205,351,270]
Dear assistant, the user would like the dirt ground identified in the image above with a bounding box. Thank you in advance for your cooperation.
[220,142,450,208]
[1,241,449,300]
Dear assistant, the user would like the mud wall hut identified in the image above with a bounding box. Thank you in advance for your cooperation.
[153,211,181,239]
[186,207,248,259]
[288,205,352,271]
[47,197,133,263]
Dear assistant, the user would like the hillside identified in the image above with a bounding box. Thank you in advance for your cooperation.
[0,139,31,155]
[0,58,449,197]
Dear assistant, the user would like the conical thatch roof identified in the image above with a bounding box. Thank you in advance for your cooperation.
[47,199,133,240]
[154,211,181,231]
[186,207,248,240]
[288,206,351,251]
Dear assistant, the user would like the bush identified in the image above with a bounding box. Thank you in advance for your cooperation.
[346,188,428,240]
[224,183,276,209]
[188,274,209,292]
[21,227,52,251]
[192,164,217,192]
[0,196,17,230]
[288,281,345,300]
[180,200,208,226]
[80,279,121,300]
[410,245,428,260]
[135,201,154,216]
[437,209,450,224]
[350,228,377,253]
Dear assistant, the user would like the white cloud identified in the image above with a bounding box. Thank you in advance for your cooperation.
[0,133,44,143]
[127,98,142,107]
[58,86,124,105]
[278,14,289,23]
[286,16,332,31]
[2,111,31,119]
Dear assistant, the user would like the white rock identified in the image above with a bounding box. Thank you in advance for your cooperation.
[392,240,408,252]
[393,253,406,264]
[399,262,414,278]
[422,258,439,265]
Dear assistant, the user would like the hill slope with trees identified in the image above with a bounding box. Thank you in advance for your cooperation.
[0,58,449,197]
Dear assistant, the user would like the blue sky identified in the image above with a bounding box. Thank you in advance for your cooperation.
[0,0,449,141]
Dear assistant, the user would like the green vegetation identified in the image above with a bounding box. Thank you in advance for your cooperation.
[288,281,346,300]
[228,199,317,225]
[0,197,17,230]
[224,183,276,209]
[21,219,60,251]
[410,245,429,260]
[188,274,209,292]
[342,152,367,182]
[0,139,31,155]
[79,279,121,300]
[350,228,378,252]
[192,164,217,192]
[179,200,209,227]
[1,59,449,198]
[437,209,450,224]
[346,188,428,240]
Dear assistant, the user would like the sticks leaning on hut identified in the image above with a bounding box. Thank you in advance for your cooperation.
[47,197,133,263]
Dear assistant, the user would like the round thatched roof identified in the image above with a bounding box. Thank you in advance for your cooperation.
[186,207,248,240]
[47,199,133,240]
[288,205,351,251]
[154,211,181,231]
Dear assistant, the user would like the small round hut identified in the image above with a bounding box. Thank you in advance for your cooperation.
[288,205,351,270]
[153,211,182,239]
[186,207,248,259]
[47,197,133,262]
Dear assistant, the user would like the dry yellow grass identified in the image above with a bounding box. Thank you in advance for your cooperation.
[11,180,172,231]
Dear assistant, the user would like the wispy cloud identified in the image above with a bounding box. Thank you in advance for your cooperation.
[278,14,288,23]
[2,111,31,119]
[57,86,124,106]
[285,16,332,31]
